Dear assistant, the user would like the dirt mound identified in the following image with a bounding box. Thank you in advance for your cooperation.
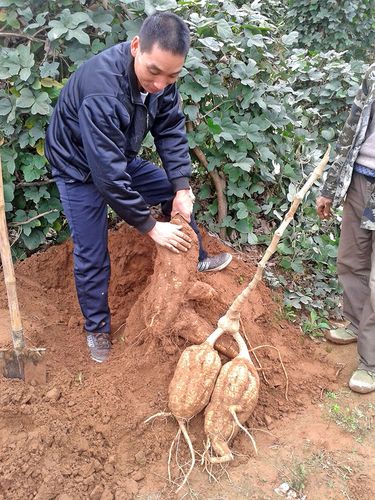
[0,222,339,499]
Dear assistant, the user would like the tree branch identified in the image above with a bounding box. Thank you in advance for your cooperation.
[186,121,227,237]
[0,32,44,43]
[9,209,58,227]
[16,179,55,188]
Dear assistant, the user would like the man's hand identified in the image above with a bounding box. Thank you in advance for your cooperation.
[171,188,195,222]
[147,221,192,253]
[316,196,333,220]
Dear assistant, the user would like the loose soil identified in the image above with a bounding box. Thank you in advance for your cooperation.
[0,222,374,500]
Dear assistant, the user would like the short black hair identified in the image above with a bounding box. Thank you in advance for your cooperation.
[139,12,190,56]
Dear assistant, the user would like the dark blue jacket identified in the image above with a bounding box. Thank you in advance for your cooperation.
[45,42,191,233]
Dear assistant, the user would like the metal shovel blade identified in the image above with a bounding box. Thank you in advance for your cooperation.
[0,348,46,384]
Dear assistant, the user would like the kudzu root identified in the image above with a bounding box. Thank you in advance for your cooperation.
[204,331,260,463]
[146,328,224,491]
[168,331,224,419]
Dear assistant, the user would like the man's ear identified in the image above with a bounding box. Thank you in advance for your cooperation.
[131,36,140,57]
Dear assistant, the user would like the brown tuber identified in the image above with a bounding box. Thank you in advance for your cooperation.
[168,335,222,420]
[146,328,225,492]
[166,327,225,490]
[204,331,260,463]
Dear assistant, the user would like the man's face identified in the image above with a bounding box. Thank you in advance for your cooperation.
[130,36,185,94]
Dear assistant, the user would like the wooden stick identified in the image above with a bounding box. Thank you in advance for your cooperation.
[216,146,331,335]
[0,155,24,351]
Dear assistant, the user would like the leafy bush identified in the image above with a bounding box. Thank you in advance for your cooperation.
[0,0,369,319]
[0,0,128,255]
[285,0,375,61]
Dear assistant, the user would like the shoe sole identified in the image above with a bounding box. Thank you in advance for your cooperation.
[203,254,233,272]
[324,332,357,345]
[349,382,375,394]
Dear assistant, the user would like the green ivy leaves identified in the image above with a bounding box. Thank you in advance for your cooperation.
[0,0,367,322]
[0,44,35,80]
[16,89,52,115]
[48,10,91,44]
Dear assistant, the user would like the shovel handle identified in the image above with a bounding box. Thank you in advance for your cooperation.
[0,155,24,350]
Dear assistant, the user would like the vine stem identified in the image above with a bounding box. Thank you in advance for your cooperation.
[16,179,55,188]
[185,121,227,236]
[215,145,331,336]
[0,32,44,43]
[9,209,58,226]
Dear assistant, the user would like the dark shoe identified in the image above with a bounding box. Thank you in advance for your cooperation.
[325,327,358,345]
[197,252,232,272]
[349,369,375,394]
[86,332,111,363]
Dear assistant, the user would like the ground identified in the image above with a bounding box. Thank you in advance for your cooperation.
[0,223,374,500]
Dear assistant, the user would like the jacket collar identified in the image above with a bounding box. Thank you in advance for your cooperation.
[126,49,142,103]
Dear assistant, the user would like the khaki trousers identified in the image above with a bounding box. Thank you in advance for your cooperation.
[337,172,375,372]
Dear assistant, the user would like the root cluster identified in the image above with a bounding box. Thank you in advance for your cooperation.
[147,327,260,492]
[142,149,330,491]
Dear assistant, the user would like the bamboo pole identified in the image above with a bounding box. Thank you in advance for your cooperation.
[216,146,331,336]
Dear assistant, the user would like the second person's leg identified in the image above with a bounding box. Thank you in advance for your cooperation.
[336,173,372,334]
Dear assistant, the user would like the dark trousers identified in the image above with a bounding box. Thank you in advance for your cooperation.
[54,157,207,334]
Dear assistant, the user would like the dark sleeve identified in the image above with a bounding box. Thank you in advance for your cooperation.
[78,95,156,233]
[151,84,192,192]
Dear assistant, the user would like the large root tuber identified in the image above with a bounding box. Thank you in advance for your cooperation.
[146,328,225,491]
[168,327,226,490]
[168,336,222,420]
[124,216,199,345]
[201,148,330,464]
[204,331,260,463]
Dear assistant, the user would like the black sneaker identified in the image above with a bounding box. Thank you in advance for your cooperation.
[86,332,111,363]
[197,252,232,272]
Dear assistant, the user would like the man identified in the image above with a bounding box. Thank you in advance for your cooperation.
[45,12,232,363]
[316,63,375,393]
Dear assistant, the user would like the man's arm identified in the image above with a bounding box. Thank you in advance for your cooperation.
[79,94,156,233]
[171,187,195,221]
[151,84,194,220]
[151,85,191,188]
[320,69,371,203]
[78,95,191,252]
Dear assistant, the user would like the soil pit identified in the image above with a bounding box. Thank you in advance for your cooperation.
[0,222,341,499]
